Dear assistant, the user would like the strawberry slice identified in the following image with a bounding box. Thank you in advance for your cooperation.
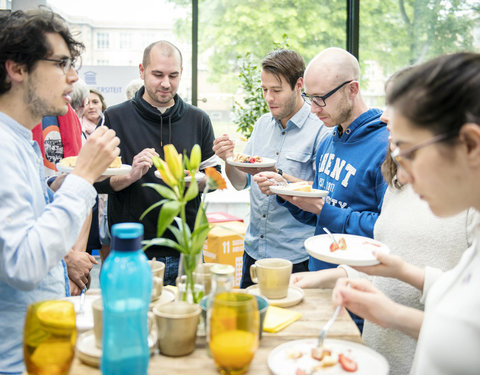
[249,157,256,163]
[339,353,358,372]
[329,241,339,252]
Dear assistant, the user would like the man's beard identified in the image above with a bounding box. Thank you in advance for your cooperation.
[333,94,354,128]
[146,86,173,107]
[24,78,67,119]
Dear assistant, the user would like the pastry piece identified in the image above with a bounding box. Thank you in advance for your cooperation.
[60,156,122,168]
[286,181,312,192]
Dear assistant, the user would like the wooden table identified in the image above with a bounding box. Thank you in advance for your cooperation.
[69,289,361,374]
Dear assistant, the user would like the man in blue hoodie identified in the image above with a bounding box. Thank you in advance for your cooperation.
[255,47,388,272]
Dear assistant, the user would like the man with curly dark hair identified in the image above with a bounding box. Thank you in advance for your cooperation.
[0,9,120,374]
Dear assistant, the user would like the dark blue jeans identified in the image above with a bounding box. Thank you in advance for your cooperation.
[240,252,309,289]
[152,256,180,286]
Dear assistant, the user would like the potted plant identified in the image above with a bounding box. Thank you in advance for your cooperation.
[141,144,226,303]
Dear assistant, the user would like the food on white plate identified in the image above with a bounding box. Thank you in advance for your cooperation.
[330,237,347,252]
[287,350,304,359]
[233,153,263,164]
[289,345,358,374]
[311,347,331,361]
[338,353,358,372]
[285,181,313,192]
[59,156,122,168]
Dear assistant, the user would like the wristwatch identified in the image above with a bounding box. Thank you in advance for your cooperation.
[277,168,283,176]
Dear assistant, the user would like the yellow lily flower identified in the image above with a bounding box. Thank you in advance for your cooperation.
[156,158,178,187]
[190,144,201,171]
[164,144,183,180]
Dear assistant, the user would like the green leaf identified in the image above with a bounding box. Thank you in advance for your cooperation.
[194,203,208,231]
[140,199,167,221]
[184,178,199,202]
[156,201,181,237]
[143,183,177,201]
[168,224,186,248]
[142,238,183,252]
[191,223,210,255]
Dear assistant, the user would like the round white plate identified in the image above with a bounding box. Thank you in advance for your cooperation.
[56,163,132,176]
[268,338,389,375]
[246,285,304,308]
[269,185,329,198]
[226,156,276,168]
[305,234,390,266]
[154,170,205,182]
[77,329,158,368]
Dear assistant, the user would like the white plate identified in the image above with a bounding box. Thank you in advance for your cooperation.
[305,234,390,266]
[77,329,158,368]
[269,185,329,198]
[246,285,304,308]
[154,170,205,182]
[56,163,132,176]
[268,338,389,375]
[63,293,101,333]
[226,156,276,168]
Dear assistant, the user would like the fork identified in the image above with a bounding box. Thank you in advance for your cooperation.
[267,178,288,187]
[317,304,341,349]
[323,227,338,246]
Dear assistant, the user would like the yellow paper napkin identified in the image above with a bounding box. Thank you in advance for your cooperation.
[263,306,302,333]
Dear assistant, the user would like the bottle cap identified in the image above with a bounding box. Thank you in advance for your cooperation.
[111,222,144,251]
[210,264,235,276]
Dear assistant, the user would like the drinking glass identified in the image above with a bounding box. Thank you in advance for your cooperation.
[209,292,259,375]
[24,300,76,375]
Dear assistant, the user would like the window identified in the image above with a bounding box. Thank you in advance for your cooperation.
[120,33,132,49]
[360,0,480,107]
[197,0,347,134]
[96,32,110,49]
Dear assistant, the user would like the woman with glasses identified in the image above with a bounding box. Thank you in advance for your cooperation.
[291,66,477,374]
[333,52,480,374]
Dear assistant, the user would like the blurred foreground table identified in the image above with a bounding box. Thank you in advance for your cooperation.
[68,288,361,375]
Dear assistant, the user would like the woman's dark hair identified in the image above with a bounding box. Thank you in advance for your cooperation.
[381,66,414,188]
[89,88,107,112]
[262,49,305,90]
[0,8,84,95]
[387,52,480,137]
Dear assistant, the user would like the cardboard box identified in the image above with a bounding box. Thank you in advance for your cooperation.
[203,221,247,288]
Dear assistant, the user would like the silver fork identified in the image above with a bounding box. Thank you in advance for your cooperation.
[323,227,338,246]
[267,178,288,187]
[317,304,341,349]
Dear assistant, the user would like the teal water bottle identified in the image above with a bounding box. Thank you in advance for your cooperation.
[100,223,152,375]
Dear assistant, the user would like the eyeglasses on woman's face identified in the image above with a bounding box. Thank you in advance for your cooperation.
[390,131,457,172]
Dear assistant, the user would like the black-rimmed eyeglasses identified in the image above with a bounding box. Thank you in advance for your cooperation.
[40,57,81,74]
[302,80,353,107]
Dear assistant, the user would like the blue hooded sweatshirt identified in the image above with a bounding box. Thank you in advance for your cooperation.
[279,108,389,271]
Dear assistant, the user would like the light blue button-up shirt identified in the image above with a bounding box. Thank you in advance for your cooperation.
[243,103,331,263]
[0,113,97,375]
